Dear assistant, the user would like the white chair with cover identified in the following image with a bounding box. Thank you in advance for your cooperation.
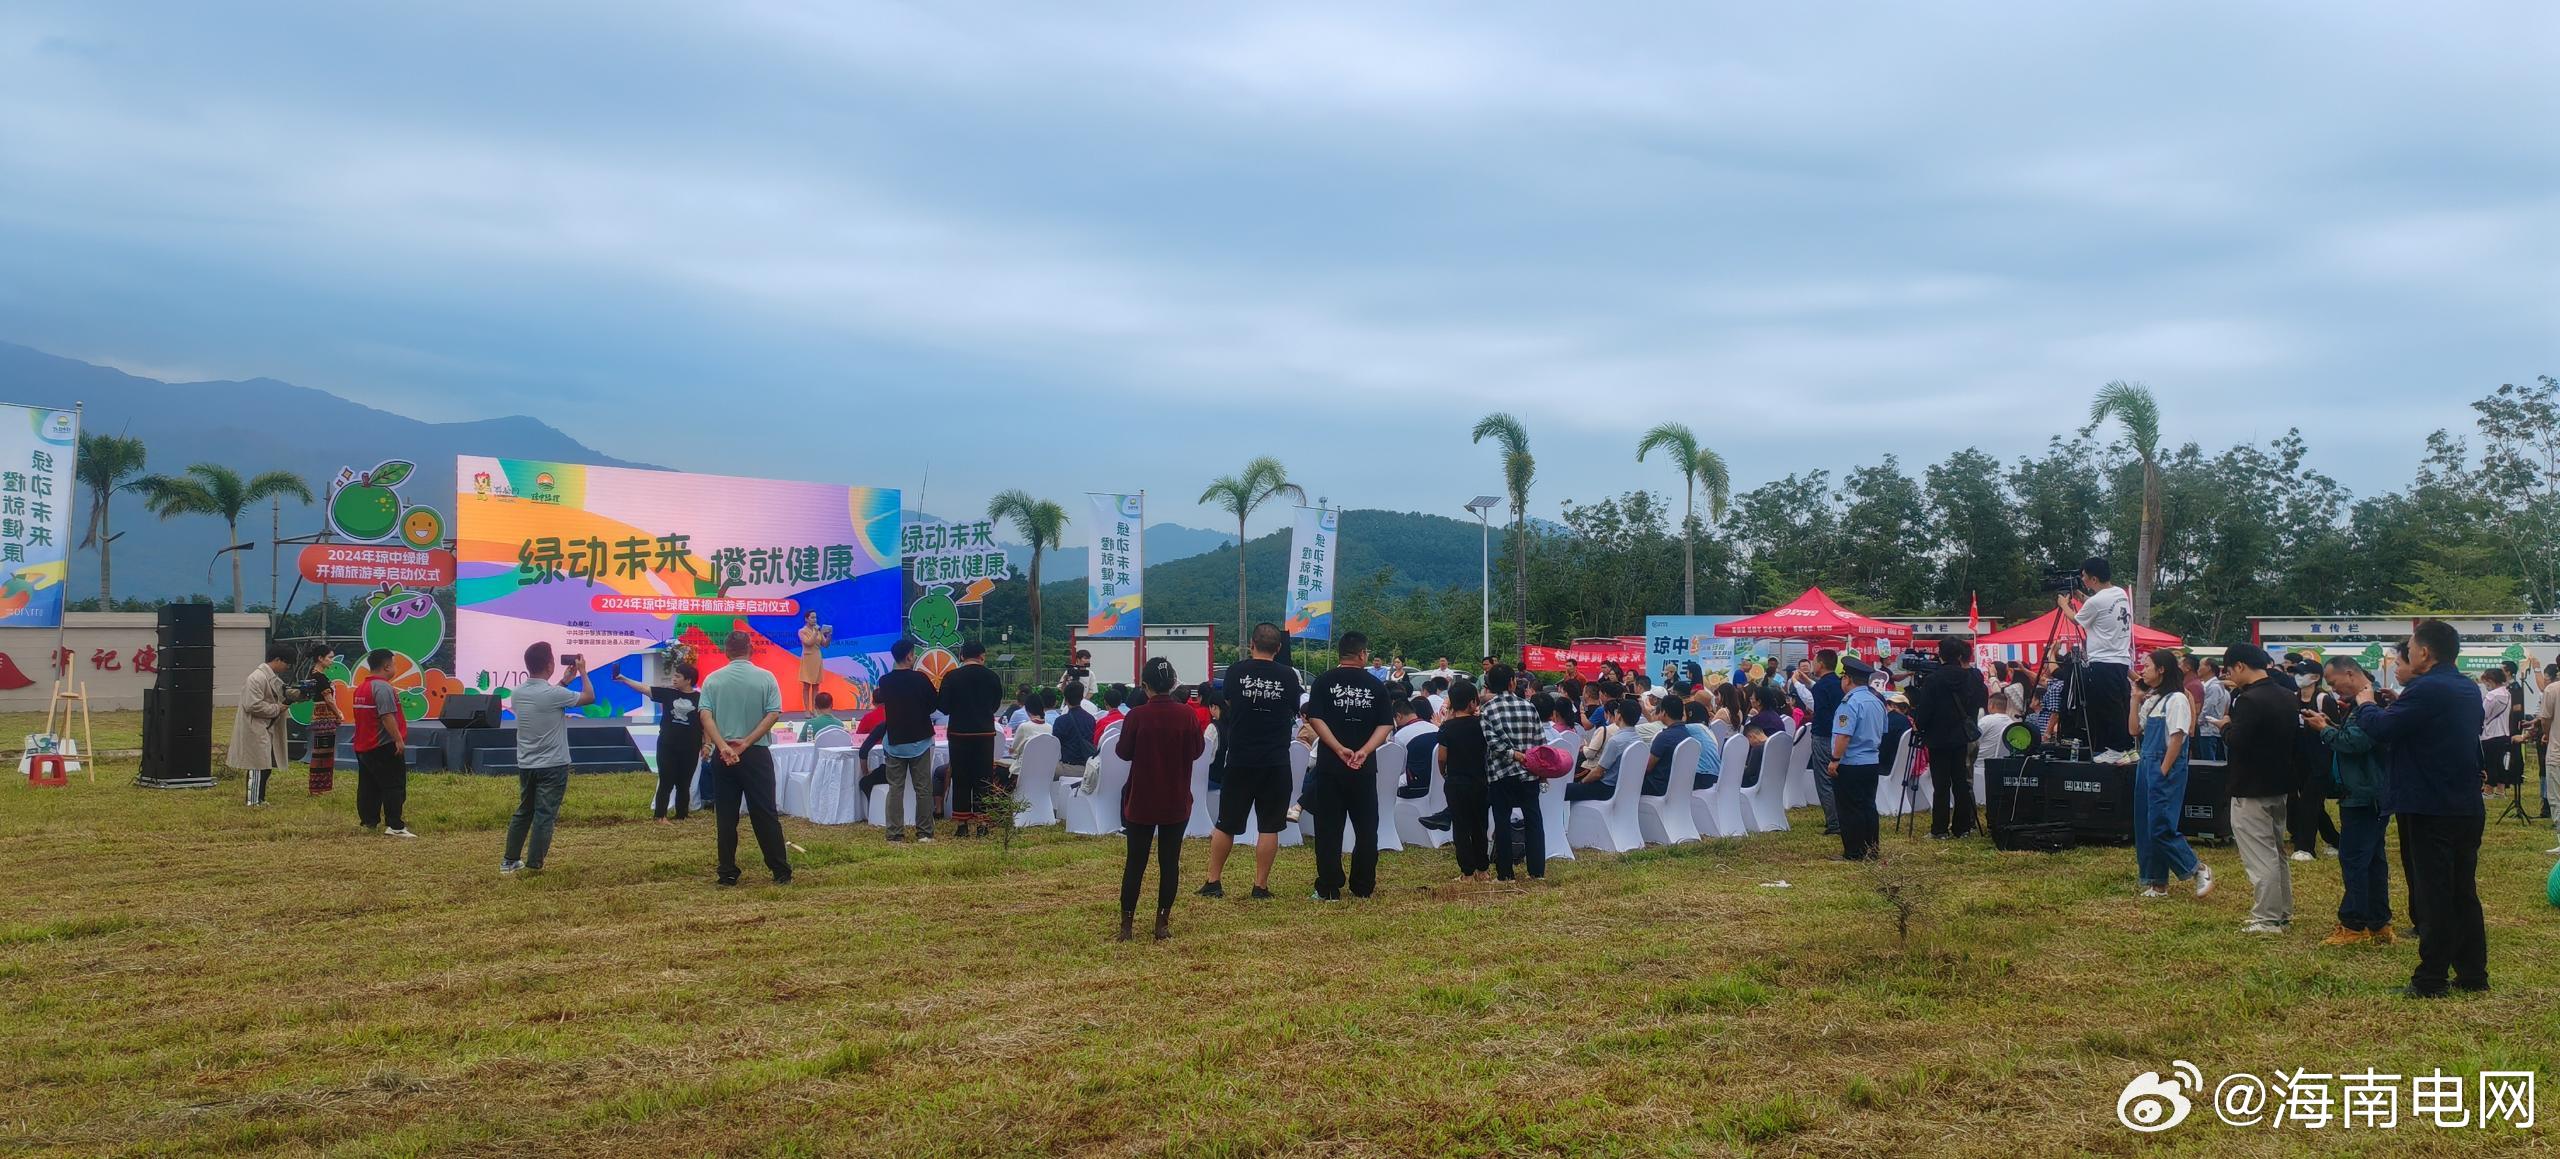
[1742,730,1794,833]
[1183,744,1216,838]
[809,726,853,750]
[1708,719,1734,744]
[1533,759,1576,863]
[1639,736,1702,845]
[1691,732,1751,838]
[1369,741,1405,853]
[1568,742,1650,853]
[772,743,820,817]
[1393,747,1452,849]
[1784,736,1820,809]
[806,747,865,824]
[1062,745,1130,836]
[1877,735,1921,818]
[1010,732,1062,827]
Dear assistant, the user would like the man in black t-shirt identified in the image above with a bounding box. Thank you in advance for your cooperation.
[1306,631,1394,900]
[1198,622,1304,900]
[938,641,1006,835]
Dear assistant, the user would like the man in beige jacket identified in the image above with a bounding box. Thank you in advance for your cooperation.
[228,645,296,807]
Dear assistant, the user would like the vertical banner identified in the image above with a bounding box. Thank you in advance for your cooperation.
[0,404,78,628]
[1085,492,1143,639]
[1284,505,1337,642]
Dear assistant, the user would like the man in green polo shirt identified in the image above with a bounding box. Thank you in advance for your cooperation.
[698,628,792,886]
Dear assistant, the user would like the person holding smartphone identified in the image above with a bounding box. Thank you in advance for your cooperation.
[502,642,595,875]
[796,611,832,714]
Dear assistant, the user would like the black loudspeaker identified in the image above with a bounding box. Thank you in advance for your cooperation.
[439,694,497,729]
[159,603,214,649]
[155,644,214,671]
[136,688,216,788]
[159,667,216,692]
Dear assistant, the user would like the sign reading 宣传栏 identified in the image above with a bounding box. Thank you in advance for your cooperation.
[0,404,76,629]
[1085,492,1143,639]
[1285,506,1337,642]
[456,458,902,715]
[1642,616,1752,684]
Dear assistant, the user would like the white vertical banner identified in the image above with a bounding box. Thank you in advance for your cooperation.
[1083,492,1143,639]
[0,403,79,629]
[1284,505,1337,642]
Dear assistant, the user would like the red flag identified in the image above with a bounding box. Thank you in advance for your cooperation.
[1967,591,1980,633]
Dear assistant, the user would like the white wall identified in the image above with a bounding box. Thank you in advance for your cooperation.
[0,612,270,711]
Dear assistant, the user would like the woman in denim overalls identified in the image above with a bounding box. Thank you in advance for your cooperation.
[2133,648,2212,898]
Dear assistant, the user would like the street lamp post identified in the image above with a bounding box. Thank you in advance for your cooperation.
[1465,496,1500,664]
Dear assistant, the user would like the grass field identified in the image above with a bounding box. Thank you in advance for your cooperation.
[2,731,2552,1156]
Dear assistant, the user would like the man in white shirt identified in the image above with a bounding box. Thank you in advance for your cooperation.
[2062,555,2136,759]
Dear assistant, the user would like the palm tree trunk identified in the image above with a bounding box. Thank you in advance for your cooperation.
[229,518,245,613]
[2134,459,2160,622]
[1511,510,1528,659]
[98,506,112,605]
[1236,514,1248,662]
[1028,549,1044,683]
[1682,483,1696,616]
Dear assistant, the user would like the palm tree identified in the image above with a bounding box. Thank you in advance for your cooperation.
[2087,380,2163,621]
[1635,422,1731,615]
[986,489,1067,681]
[75,432,149,604]
[137,463,313,612]
[1471,413,1535,654]
[1198,457,1304,656]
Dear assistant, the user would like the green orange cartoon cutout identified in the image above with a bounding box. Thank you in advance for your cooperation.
[363,583,446,664]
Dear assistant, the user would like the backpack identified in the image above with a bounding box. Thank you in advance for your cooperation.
[1524,745,1573,780]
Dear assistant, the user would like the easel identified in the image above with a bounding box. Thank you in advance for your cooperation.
[41,678,96,783]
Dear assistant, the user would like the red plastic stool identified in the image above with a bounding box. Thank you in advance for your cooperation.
[26,754,69,788]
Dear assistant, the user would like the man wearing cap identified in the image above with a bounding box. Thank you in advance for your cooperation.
[1825,655,1889,860]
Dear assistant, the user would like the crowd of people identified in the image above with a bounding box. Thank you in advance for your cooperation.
[221,557,2548,993]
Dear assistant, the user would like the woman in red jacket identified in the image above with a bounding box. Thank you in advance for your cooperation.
[1114,657,1205,942]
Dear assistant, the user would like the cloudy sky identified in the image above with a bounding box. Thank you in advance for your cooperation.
[1,2,2551,538]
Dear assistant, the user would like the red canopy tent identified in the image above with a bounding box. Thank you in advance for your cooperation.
[1714,587,1914,655]
[1974,608,2182,664]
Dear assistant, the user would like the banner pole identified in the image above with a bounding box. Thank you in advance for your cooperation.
[54,402,81,685]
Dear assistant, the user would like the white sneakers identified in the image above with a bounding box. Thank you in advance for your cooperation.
[2290,850,2315,862]
[2241,921,2286,935]
[384,827,417,838]
[2139,887,2169,898]
[2093,750,2137,766]
[2194,865,2217,897]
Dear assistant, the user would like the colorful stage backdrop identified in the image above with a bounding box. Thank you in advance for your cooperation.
[456,458,901,718]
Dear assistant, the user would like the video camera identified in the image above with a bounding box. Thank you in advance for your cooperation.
[1897,652,1940,676]
[293,671,333,704]
[2040,564,2084,594]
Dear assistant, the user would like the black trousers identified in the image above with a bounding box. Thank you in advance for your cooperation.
[654,745,694,819]
[1926,742,1975,836]
[948,732,998,817]
[1309,762,1380,899]
[1120,822,1181,914]
[715,746,791,884]
[2287,790,2337,854]
[2397,812,2487,992]
[1488,779,1546,880]
[1446,775,1490,876]
[1834,762,1881,859]
[354,744,407,829]
[2082,662,2132,753]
